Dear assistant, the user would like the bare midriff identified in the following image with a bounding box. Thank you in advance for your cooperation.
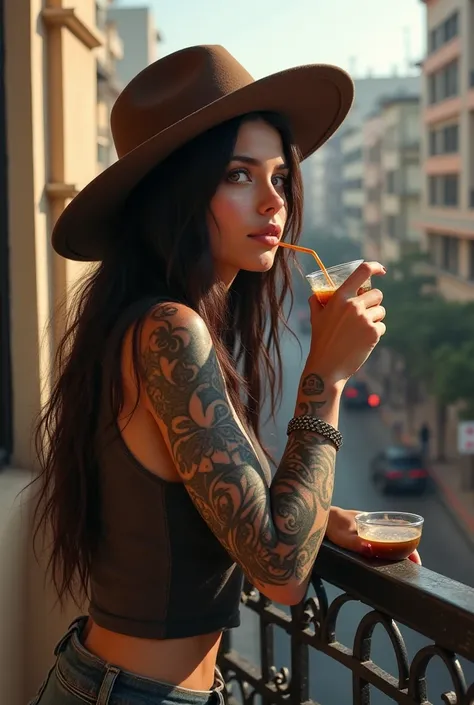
[83,618,222,690]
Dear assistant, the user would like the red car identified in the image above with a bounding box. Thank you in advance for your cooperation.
[342,380,381,410]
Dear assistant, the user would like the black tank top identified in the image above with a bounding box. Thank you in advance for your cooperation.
[89,299,271,639]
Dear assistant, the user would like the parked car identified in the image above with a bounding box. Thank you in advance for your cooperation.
[370,446,429,495]
[342,380,380,410]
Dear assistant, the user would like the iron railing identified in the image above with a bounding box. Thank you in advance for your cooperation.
[219,542,474,705]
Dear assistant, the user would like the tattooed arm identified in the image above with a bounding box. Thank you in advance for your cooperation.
[140,303,341,606]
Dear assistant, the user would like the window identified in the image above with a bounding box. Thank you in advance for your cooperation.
[428,233,439,265]
[441,235,459,274]
[469,241,474,281]
[344,148,362,163]
[444,61,458,98]
[386,216,398,239]
[428,61,459,104]
[444,175,458,206]
[429,176,437,205]
[444,11,459,42]
[429,11,459,53]
[386,171,397,194]
[343,179,363,190]
[344,206,363,219]
[444,124,459,152]
[429,124,459,155]
[97,141,109,166]
[428,175,459,207]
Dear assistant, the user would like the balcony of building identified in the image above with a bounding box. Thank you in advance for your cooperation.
[218,543,474,704]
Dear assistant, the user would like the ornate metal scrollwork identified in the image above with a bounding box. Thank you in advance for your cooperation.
[409,645,467,705]
[218,552,474,705]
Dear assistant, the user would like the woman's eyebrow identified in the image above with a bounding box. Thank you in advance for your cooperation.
[230,155,288,170]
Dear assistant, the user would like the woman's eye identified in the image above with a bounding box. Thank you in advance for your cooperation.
[227,169,250,183]
[272,174,288,188]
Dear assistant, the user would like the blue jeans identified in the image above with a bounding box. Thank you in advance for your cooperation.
[29,617,226,705]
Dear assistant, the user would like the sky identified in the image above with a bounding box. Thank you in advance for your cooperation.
[113,0,426,80]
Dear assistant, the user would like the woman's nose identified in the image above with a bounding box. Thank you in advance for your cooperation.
[257,184,285,214]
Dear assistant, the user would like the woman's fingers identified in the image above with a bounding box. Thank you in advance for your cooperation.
[368,305,386,323]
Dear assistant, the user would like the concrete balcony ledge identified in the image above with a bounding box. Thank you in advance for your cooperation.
[42,7,104,50]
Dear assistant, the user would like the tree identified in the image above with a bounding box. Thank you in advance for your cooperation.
[378,252,474,459]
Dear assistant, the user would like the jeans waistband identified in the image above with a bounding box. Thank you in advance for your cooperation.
[54,616,226,704]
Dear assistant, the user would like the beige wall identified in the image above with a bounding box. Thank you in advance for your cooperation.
[1,0,103,701]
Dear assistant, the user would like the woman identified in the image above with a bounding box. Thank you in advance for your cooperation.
[30,45,419,705]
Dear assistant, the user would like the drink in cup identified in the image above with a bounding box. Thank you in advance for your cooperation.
[355,511,424,561]
[305,259,372,306]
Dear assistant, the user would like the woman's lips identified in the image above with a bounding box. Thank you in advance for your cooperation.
[248,225,281,247]
[248,234,280,247]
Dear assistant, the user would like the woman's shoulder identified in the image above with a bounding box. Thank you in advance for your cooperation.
[142,300,208,334]
[119,298,212,365]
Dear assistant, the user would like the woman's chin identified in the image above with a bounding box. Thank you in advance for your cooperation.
[242,252,276,272]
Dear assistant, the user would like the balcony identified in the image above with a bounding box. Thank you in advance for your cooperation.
[218,542,474,704]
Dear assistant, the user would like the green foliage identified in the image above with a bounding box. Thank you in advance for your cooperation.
[379,252,474,411]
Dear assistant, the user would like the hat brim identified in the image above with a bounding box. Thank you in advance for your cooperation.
[52,64,353,261]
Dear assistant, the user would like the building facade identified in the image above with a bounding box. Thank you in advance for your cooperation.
[107,4,160,88]
[0,1,133,702]
[341,125,364,243]
[302,74,421,239]
[363,114,384,261]
[380,96,422,262]
[302,132,344,239]
[419,0,474,301]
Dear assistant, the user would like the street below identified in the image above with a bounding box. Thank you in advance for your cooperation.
[234,324,474,704]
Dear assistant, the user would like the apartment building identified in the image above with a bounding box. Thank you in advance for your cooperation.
[302,74,421,237]
[96,0,124,170]
[363,114,384,261]
[108,4,161,88]
[301,133,344,239]
[341,125,364,243]
[362,96,422,263]
[420,0,474,301]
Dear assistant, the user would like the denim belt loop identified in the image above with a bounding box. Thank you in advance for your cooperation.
[96,665,121,705]
[53,616,87,656]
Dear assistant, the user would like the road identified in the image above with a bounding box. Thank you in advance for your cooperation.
[233,325,474,704]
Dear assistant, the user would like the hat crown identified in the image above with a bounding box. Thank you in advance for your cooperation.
[111,45,254,158]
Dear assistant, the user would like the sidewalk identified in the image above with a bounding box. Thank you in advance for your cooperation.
[362,369,474,549]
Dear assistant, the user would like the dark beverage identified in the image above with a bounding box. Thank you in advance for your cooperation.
[359,525,422,561]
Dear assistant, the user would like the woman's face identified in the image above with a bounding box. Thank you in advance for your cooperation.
[208,119,289,287]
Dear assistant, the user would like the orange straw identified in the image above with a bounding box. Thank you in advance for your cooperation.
[278,242,336,288]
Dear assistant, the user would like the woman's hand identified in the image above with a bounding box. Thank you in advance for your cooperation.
[308,262,387,387]
[325,506,422,565]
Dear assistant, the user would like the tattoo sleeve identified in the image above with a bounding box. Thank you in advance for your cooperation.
[141,304,337,594]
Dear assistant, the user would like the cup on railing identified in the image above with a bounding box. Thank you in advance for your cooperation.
[355,511,424,561]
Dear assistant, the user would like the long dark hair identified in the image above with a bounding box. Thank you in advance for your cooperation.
[33,111,304,606]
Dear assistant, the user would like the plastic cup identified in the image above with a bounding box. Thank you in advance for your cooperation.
[355,511,424,561]
[305,259,371,306]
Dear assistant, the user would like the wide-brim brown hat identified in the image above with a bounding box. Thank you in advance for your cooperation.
[52,45,354,261]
